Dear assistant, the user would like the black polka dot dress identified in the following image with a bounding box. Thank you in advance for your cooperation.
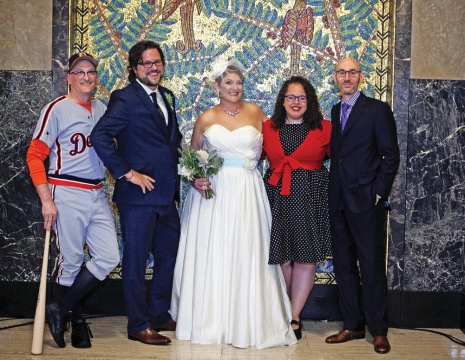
[264,124,332,264]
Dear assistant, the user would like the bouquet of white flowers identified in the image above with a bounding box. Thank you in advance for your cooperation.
[178,144,224,199]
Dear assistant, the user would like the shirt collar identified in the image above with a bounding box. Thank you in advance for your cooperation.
[136,79,158,96]
[342,90,361,107]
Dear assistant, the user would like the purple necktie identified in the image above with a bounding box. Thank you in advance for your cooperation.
[340,103,350,132]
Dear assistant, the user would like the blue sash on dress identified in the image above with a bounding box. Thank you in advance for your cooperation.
[222,158,244,167]
[222,157,258,169]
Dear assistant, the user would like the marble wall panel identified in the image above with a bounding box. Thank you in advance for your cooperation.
[52,0,69,99]
[0,0,53,71]
[388,0,412,290]
[0,71,52,281]
[411,0,465,80]
[0,0,69,283]
[404,79,465,291]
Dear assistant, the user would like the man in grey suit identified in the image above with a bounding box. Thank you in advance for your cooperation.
[91,40,182,345]
[325,57,400,354]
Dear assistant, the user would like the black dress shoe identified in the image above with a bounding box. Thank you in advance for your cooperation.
[152,319,176,332]
[325,329,365,343]
[45,303,66,348]
[71,318,93,348]
[291,320,303,340]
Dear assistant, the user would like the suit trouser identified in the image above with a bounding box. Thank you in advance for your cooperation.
[118,202,180,335]
[329,201,388,336]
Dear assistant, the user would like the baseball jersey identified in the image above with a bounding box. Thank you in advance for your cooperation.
[32,96,107,181]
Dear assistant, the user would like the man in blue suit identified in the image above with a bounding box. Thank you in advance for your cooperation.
[325,58,399,354]
[91,40,182,345]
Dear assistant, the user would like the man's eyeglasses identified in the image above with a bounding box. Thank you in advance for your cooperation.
[336,70,361,78]
[68,70,98,77]
[285,95,307,102]
[138,60,163,68]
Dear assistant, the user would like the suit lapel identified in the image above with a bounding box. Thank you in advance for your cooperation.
[342,93,367,136]
[333,102,342,143]
[159,87,176,142]
[132,81,169,137]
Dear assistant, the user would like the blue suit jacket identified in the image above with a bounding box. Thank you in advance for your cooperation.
[328,92,400,214]
[91,81,182,206]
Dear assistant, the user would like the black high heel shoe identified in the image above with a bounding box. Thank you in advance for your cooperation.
[291,320,302,340]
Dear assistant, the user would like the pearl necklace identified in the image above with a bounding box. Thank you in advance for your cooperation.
[223,108,240,117]
[285,118,302,124]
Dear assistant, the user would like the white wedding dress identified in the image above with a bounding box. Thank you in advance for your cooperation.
[170,124,297,349]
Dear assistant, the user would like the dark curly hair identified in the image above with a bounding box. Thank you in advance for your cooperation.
[270,76,323,131]
[127,40,165,83]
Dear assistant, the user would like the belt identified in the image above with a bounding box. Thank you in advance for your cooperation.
[48,177,103,190]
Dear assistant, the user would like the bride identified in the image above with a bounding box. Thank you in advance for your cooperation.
[170,58,297,349]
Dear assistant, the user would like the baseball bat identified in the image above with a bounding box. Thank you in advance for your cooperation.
[31,229,51,355]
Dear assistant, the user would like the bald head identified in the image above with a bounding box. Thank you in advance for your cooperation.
[333,57,364,102]
[336,57,361,71]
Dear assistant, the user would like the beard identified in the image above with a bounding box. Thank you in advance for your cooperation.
[138,70,162,88]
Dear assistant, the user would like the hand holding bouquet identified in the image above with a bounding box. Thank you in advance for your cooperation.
[178,144,224,199]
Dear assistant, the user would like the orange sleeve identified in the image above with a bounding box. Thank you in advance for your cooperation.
[26,139,50,186]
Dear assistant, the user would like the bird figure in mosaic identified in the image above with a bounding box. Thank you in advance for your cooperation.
[162,0,202,54]
[281,0,314,76]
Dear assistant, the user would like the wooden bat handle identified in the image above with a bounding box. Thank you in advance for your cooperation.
[31,229,51,355]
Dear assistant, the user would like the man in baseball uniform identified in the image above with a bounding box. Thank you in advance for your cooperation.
[26,53,120,349]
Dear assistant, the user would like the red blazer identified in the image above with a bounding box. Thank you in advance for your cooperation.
[262,119,331,195]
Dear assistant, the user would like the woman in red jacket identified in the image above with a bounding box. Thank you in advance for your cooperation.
[262,76,332,340]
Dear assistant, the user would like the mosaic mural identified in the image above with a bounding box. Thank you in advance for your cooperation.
[70,0,395,283]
